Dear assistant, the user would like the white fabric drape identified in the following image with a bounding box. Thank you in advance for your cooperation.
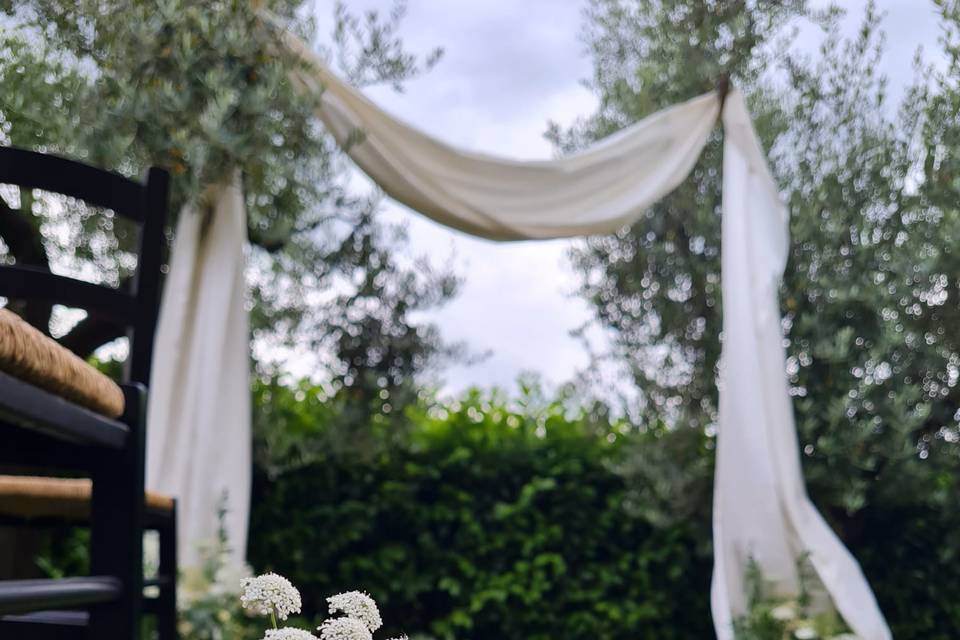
[281,28,719,241]
[147,174,251,568]
[147,17,890,639]
[714,94,891,640]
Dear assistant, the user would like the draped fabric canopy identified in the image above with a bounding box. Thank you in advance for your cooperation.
[285,20,720,241]
[147,20,892,640]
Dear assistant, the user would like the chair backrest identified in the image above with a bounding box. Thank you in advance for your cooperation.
[0,146,169,386]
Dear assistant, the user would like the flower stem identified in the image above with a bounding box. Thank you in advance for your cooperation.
[271,609,278,630]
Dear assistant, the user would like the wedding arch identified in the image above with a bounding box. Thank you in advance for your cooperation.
[144,18,892,640]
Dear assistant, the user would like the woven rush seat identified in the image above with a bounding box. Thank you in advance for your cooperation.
[0,476,174,520]
[0,308,125,418]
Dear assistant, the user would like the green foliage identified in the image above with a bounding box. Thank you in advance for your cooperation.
[249,384,714,640]
[33,527,90,579]
[0,35,90,151]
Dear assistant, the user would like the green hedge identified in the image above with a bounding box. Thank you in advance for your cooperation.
[249,388,714,640]
[248,382,960,639]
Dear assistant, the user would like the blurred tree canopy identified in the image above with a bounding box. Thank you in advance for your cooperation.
[0,0,460,422]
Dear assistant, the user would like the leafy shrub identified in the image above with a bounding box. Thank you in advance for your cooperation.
[249,385,714,640]
[249,378,960,639]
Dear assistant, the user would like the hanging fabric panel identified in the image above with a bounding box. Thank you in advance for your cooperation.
[146,174,251,568]
[714,90,890,640]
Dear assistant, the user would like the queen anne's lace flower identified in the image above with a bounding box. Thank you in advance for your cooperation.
[318,616,373,640]
[264,629,318,640]
[326,591,383,632]
[240,573,302,620]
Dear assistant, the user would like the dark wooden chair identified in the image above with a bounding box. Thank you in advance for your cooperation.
[0,146,176,639]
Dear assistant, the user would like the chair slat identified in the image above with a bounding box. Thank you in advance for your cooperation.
[0,147,144,221]
[0,265,135,325]
[0,577,122,615]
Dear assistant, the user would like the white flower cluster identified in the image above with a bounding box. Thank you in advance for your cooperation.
[318,617,373,640]
[241,575,407,640]
[240,573,302,621]
[265,629,321,640]
[327,591,383,632]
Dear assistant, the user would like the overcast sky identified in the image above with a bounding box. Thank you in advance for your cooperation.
[307,0,945,396]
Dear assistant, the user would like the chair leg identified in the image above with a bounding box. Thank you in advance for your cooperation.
[89,385,146,639]
[156,504,177,640]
